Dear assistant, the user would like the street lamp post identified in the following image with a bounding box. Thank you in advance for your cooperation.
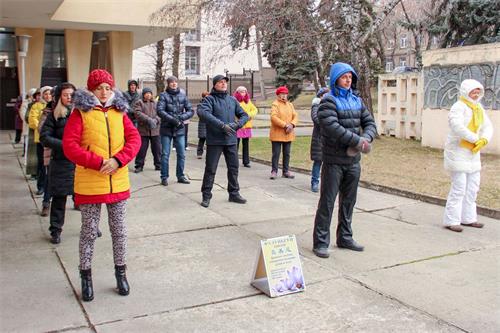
[14,34,31,166]
[14,34,31,99]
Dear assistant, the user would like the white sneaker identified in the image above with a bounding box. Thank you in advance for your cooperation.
[173,147,176,151]
[185,147,190,151]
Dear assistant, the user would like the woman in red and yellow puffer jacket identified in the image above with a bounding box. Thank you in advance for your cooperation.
[63,69,140,302]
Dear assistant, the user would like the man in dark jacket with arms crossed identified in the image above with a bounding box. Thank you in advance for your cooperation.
[197,75,249,208]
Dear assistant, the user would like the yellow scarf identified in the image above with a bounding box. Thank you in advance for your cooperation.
[459,96,484,150]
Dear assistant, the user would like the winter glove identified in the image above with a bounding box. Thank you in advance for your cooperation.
[346,138,371,157]
[147,118,158,129]
[229,122,240,131]
[284,123,294,134]
[222,124,236,136]
[472,138,488,154]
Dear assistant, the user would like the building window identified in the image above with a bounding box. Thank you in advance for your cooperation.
[184,20,201,41]
[385,60,393,72]
[43,33,66,68]
[387,40,395,50]
[185,46,200,75]
[0,30,17,67]
[400,35,408,48]
[399,57,406,67]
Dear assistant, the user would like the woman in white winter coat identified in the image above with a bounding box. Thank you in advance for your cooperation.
[443,79,493,232]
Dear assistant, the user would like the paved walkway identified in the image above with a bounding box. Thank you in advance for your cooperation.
[1,131,498,333]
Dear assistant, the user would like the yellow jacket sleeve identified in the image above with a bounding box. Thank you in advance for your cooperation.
[28,103,42,130]
[247,102,258,119]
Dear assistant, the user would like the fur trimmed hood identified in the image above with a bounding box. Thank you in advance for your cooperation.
[73,89,130,113]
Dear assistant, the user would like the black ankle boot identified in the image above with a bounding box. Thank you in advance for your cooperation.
[115,265,130,296]
[80,269,94,302]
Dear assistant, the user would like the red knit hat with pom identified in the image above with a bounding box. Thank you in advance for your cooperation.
[275,86,289,95]
[87,69,115,91]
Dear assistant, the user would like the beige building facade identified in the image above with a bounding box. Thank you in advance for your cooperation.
[376,72,423,139]
[421,43,500,155]
[0,0,198,129]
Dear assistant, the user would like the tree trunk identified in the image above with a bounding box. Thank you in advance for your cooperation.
[172,33,181,78]
[255,29,266,100]
[155,40,165,93]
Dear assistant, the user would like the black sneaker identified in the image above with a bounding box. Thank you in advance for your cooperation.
[229,194,247,204]
[50,234,61,244]
[201,198,210,208]
[161,179,168,186]
[155,166,161,171]
[313,247,329,258]
[178,176,191,184]
[337,240,364,252]
[134,167,143,173]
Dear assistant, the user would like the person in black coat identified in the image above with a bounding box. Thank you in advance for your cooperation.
[157,76,194,185]
[39,83,76,244]
[196,91,209,159]
[312,62,377,258]
[310,87,330,193]
[197,75,249,208]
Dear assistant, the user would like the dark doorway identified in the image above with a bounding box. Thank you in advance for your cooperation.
[0,67,19,130]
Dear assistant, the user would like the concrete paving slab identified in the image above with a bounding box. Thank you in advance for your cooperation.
[354,247,500,333]
[96,278,461,333]
[374,200,499,228]
[355,187,417,212]
[185,185,317,225]
[245,212,499,274]
[126,187,233,237]
[0,249,87,333]
[56,226,336,325]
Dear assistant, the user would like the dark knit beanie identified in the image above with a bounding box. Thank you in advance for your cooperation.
[166,76,178,85]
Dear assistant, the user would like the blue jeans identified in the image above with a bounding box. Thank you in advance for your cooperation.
[160,135,185,180]
[311,160,322,186]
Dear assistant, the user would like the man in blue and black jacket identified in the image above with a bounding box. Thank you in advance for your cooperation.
[157,76,194,186]
[312,62,377,258]
[197,75,249,208]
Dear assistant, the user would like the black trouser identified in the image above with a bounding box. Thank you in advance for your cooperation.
[237,138,250,166]
[36,143,46,191]
[135,135,161,169]
[42,166,50,206]
[271,141,291,173]
[313,162,361,249]
[201,144,240,199]
[15,129,22,143]
[197,138,206,156]
[49,195,67,235]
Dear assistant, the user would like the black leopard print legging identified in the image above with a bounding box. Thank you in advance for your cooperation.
[79,201,127,270]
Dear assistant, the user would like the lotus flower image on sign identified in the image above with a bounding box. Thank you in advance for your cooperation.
[251,235,306,297]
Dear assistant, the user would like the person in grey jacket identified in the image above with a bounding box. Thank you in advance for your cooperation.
[197,75,249,208]
[157,76,194,186]
[312,62,377,258]
[133,87,161,173]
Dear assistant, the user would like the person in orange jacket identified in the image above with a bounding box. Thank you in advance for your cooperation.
[269,86,298,179]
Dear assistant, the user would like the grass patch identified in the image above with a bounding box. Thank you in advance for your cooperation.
[245,136,500,210]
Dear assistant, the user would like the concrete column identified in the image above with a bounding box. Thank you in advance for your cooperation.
[108,31,133,91]
[14,28,45,92]
[65,30,93,88]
